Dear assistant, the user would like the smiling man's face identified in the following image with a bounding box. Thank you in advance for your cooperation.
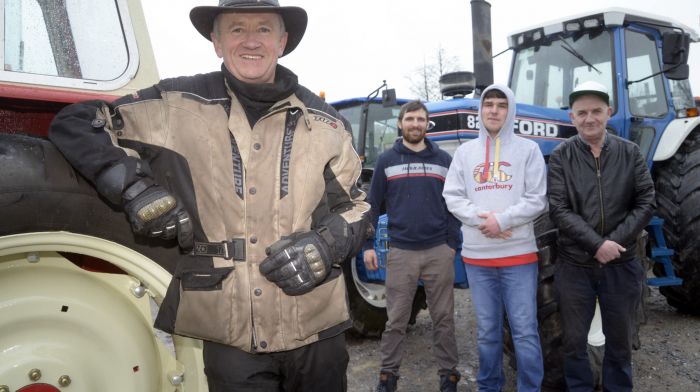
[212,12,288,84]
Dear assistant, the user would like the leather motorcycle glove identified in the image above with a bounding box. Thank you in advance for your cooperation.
[122,178,194,251]
[259,229,336,296]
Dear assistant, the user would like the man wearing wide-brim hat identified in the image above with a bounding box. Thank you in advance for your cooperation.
[48,1,370,391]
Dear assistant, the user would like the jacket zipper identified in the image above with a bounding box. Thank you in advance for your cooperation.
[595,156,605,235]
[595,156,605,267]
[251,305,258,351]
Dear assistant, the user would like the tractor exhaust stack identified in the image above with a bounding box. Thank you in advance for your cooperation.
[470,0,493,96]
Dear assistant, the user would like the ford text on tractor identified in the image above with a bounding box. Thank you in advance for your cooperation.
[0,1,208,391]
[337,3,699,390]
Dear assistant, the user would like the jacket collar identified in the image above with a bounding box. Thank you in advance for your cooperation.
[223,66,313,131]
[574,132,610,152]
[392,137,438,157]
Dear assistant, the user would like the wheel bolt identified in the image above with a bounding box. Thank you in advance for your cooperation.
[131,283,146,298]
[169,372,184,385]
[58,375,72,387]
[28,368,41,381]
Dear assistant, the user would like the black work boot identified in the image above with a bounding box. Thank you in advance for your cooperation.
[439,370,460,392]
[376,372,398,392]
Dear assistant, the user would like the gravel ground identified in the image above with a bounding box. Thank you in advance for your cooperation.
[347,283,700,392]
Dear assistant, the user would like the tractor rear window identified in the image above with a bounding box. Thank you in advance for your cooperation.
[2,0,136,90]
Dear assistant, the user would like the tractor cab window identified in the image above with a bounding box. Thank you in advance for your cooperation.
[2,0,137,90]
[625,30,668,118]
[511,30,615,111]
[336,102,402,169]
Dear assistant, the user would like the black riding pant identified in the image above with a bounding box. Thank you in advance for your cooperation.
[203,333,348,392]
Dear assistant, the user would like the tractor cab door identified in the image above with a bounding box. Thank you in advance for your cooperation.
[623,26,673,164]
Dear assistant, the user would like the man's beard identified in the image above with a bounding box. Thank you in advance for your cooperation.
[402,130,425,145]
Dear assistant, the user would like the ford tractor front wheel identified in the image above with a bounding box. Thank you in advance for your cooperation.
[653,127,700,314]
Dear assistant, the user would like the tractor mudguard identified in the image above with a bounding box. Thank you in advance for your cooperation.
[653,117,700,161]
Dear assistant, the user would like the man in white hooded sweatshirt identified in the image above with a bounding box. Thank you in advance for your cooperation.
[443,84,547,392]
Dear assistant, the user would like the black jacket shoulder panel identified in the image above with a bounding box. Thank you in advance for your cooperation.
[113,86,162,107]
[157,72,228,100]
[112,72,228,108]
[114,72,231,115]
[295,85,352,132]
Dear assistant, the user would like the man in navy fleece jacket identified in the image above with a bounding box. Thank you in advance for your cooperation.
[364,100,461,392]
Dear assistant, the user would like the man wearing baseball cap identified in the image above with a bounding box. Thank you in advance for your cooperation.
[49,1,370,390]
[546,81,655,391]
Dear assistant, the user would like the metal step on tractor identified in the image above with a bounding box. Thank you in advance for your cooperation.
[333,2,699,390]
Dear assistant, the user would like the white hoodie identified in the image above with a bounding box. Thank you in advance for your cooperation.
[443,84,547,260]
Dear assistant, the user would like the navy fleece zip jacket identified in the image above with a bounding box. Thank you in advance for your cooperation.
[366,138,461,251]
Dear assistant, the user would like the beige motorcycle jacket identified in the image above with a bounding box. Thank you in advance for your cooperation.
[49,68,370,353]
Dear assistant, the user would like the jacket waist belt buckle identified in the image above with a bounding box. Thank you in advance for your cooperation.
[192,239,245,261]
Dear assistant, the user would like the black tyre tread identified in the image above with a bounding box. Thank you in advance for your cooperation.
[503,214,566,390]
[652,127,700,314]
[533,214,566,389]
[0,134,186,273]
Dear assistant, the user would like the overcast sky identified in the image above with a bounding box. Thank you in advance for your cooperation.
[142,1,700,102]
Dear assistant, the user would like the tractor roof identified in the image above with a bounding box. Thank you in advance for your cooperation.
[508,7,699,49]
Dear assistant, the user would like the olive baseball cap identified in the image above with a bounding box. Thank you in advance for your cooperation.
[569,81,610,107]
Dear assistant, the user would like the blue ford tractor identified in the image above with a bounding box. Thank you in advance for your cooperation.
[333,3,699,390]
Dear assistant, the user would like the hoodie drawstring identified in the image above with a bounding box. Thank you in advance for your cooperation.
[482,136,490,182]
[494,137,501,181]
[482,136,501,182]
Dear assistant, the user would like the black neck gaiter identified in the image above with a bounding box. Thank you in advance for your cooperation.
[222,64,299,128]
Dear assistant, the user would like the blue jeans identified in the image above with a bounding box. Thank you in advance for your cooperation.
[555,260,644,392]
[465,262,543,392]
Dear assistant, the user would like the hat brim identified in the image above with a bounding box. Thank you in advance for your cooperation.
[189,6,307,57]
[569,90,609,107]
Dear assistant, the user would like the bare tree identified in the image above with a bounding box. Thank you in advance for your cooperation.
[408,46,460,101]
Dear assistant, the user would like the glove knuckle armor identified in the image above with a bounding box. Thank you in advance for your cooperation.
[136,195,176,222]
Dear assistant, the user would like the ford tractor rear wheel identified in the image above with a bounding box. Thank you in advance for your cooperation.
[342,257,389,337]
[653,127,700,314]
[503,214,569,390]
